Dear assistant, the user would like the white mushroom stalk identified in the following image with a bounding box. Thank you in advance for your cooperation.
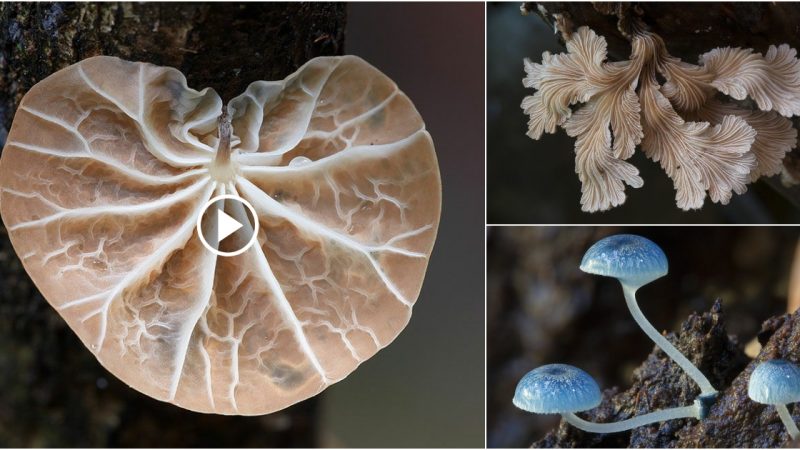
[581,234,718,398]
[620,284,717,397]
[522,26,800,212]
[562,405,698,433]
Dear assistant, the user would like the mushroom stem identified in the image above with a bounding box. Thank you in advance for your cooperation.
[215,109,232,166]
[621,284,717,396]
[776,404,800,440]
[561,404,698,433]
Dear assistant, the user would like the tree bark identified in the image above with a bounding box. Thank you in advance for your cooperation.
[0,2,346,138]
[523,2,800,61]
[0,2,345,446]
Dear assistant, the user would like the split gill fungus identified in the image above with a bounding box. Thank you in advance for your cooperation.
[522,26,800,212]
[0,55,441,415]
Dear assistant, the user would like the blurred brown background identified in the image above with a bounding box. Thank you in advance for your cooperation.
[487,226,799,447]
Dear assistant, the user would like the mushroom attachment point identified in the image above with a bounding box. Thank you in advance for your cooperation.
[748,359,800,440]
[581,234,718,397]
[513,364,700,433]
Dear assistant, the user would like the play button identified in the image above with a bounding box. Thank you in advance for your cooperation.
[217,209,243,242]
[197,194,259,257]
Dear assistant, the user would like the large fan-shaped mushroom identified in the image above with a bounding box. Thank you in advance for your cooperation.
[0,55,441,415]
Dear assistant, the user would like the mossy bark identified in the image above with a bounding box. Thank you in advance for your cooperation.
[0,2,345,446]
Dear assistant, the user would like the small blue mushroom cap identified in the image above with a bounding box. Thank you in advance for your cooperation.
[513,364,602,414]
[748,359,800,405]
[580,234,668,288]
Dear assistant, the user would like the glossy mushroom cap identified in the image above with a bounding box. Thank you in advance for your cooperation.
[580,234,668,288]
[748,359,800,405]
[513,364,602,414]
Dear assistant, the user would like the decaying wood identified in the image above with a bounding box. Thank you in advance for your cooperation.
[536,302,800,448]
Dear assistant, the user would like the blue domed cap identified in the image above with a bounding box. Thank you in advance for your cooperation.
[580,234,668,288]
[748,359,800,404]
[513,364,601,414]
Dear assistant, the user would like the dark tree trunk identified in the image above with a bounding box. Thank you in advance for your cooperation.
[0,2,346,136]
[0,2,345,446]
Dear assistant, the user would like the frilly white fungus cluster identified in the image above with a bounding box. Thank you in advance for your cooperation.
[522,27,800,212]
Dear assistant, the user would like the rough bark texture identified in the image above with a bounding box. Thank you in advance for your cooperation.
[677,311,800,447]
[523,2,800,63]
[0,2,346,137]
[522,1,800,210]
[0,2,345,446]
[534,305,800,448]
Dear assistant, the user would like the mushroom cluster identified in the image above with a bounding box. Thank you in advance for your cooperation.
[514,234,717,434]
[522,27,800,212]
[514,234,800,442]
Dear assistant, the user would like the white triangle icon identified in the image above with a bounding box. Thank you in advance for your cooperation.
[217,209,243,242]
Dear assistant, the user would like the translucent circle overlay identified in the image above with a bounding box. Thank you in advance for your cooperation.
[196,194,260,257]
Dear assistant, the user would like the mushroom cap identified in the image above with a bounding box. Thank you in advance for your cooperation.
[748,359,800,405]
[580,234,668,288]
[513,364,602,414]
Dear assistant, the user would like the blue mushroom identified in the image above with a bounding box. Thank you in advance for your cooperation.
[748,360,800,440]
[514,364,700,433]
[580,234,668,289]
[580,234,717,400]
[513,364,601,414]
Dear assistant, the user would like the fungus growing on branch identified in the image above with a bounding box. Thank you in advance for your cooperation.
[522,26,800,212]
